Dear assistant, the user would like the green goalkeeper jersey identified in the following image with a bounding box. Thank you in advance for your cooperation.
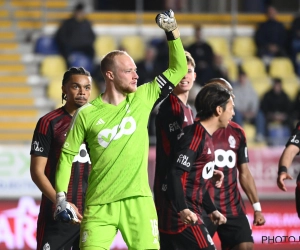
[56,38,187,205]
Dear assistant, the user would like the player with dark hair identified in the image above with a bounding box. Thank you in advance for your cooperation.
[158,82,232,250]
[202,78,265,250]
[277,122,300,219]
[30,67,92,250]
[54,10,187,249]
[154,50,196,206]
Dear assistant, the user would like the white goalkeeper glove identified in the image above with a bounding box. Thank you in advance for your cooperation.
[155,9,180,40]
[54,192,79,224]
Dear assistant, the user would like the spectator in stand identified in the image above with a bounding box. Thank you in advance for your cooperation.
[136,46,161,87]
[260,78,293,145]
[293,89,300,121]
[186,25,214,86]
[55,3,96,70]
[232,70,266,142]
[254,5,287,60]
[288,13,300,75]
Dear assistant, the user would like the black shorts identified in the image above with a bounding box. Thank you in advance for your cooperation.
[203,214,253,250]
[160,224,216,250]
[36,218,80,250]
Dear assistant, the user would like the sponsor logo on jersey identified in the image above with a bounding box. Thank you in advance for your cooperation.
[184,116,188,122]
[169,121,180,132]
[177,132,184,140]
[228,135,236,148]
[43,242,50,250]
[162,184,167,191]
[214,149,236,168]
[207,148,212,154]
[98,116,136,148]
[291,134,300,144]
[177,154,190,167]
[202,161,215,179]
[32,141,44,152]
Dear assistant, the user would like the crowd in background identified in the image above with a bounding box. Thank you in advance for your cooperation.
[37,2,300,147]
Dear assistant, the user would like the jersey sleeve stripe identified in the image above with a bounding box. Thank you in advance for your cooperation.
[190,125,203,151]
[39,109,64,135]
[170,94,180,116]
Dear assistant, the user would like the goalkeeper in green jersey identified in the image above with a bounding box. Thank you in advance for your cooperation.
[54,9,187,250]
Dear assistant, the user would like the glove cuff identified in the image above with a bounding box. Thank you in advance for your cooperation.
[165,27,180,40]
[56,191,67,202]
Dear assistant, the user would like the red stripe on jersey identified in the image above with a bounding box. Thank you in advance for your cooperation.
[170,94,180,116]
[191,225,208,248]
[39,109,64,135]
[190,125,203,151]
[161,128,171,155]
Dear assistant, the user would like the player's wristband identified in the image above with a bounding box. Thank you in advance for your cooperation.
[253,202,262,212]
[278,166,288,175]
[165,28,180,40]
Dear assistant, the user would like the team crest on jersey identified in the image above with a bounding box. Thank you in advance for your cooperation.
[228,135,236,148]
[43,242,50,250]
[73,144,91,163]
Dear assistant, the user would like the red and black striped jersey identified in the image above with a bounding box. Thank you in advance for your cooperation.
[154,93,193,212]
[208,121,248,217]
[286,121,300,149]
[158,121,215,234]
[285,121,300,203]
[30,107,91,222]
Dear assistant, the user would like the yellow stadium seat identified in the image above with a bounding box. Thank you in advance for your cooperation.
[40,55,67,79]
[241,57,268,79]
[206,36,231,57]
[281,77,300,101]
[232,36,256,58]
[120,35,145,62]
[243,122,256,142]
[94,35,118,59]
[181,35,196,48]
[269,57,297,78]
[251,77,271,99]
[223,56,238,82]
[47,77,62,108]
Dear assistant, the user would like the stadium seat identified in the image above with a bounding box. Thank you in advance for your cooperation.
[47,77,62,108]
[120,35,145,62]
[243,122,256,142]
[281,77,300,101]
[251,77,271,99]
[241,57,268,79]
[68,52,94,73]
[232,36,256,58]
[223,56,238,82]
[34,35,59,55]
[40,55,67,79]
[94,35,118,59]
[206,36,231,58]
[181,35,196,48]
[269,57,297,79]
